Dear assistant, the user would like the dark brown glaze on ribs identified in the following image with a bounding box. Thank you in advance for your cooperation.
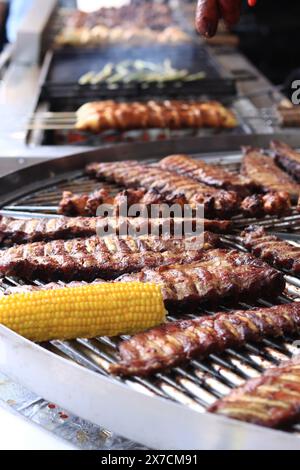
[208,355,300,428]
[0,234,215,282]
[58,187,188,217]
[240,225,300,274]
[159,154,255,197]
[271,140,300,182]
[240,192,291,218]
[0,248,284,307]
[111,302,300,377]
[58,188,113,216]
[0,215,228,245]
[241,147,300,201]
[85,160,240,218]
[76,100,237,133]
[117,249,285,310]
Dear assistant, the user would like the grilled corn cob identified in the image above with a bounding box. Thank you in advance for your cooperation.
[0,282,166,342]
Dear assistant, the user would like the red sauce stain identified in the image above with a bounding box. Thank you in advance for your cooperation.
[48,403,56,409]
[59,412,69,419]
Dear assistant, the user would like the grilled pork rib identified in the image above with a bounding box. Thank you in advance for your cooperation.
[0,250,285,308]
[242,147,300,200]
[0,234,217,282]
[271,140,300,182]
[240,226,300,274]
[117,249,285,309]
[209,356,300,428]
[111,302,300,376]
[0,216,228,245]
[58,188,186,217]
[76,100,237,133]
[240,192,291,218]
[159,154,255,197]
[85,160,240,217]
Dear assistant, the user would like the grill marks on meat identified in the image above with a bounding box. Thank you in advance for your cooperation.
[0,235,216,282]
[159,154,255,197]
[85,161,240,217]
[117,249,285,310]
[111,302,300,376]
[0,215,100,245]
[271,140,300,182]
[76,100,237,133]
[240,226,300,274]
[209,356,300,428]
[242,147,300,200]
[0,215,228,245]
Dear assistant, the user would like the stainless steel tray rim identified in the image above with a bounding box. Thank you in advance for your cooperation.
[2,325,300,450]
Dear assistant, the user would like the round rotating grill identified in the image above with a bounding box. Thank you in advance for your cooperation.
[1,139,300,448]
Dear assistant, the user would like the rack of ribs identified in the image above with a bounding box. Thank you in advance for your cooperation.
[208,356,300,428]
[0,215,229,245]
[76,100,238,133]
[241,147,300,201]
[0,234,217,282]
[111,302,300,376]
[159,154,255,197]
[117,249,285,310]
[85,160,240,218]
[240,225,300,274]
[0,245,285,310]
[271,140,300,182]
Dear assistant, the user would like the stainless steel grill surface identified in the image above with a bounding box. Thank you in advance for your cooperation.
[2,146,300,447]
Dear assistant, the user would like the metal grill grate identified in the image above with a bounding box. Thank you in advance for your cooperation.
[1,155,300,437]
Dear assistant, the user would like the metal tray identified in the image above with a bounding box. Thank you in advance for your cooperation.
[2,136,300,450]
[41,44,236,105]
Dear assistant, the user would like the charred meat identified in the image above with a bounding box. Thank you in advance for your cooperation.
[209,356,300,428]
[240,192,291,218]
[240,225,300,274]
[241,147,299,200]
[271,140,300,182]
[111,302,300,376]
[0,234,215,282]
[58,187,187,217]
[159,154,255,197]
[117,249,285,310]
[0,215,228,246]
[86,160,240,218]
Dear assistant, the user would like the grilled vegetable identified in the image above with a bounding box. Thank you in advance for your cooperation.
[0,282,166,342]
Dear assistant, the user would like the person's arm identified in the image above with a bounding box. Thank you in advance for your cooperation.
[196,0,257,38]
[0,1,9,33]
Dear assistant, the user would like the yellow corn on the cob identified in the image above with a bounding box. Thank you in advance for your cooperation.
[0,282,166,342]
